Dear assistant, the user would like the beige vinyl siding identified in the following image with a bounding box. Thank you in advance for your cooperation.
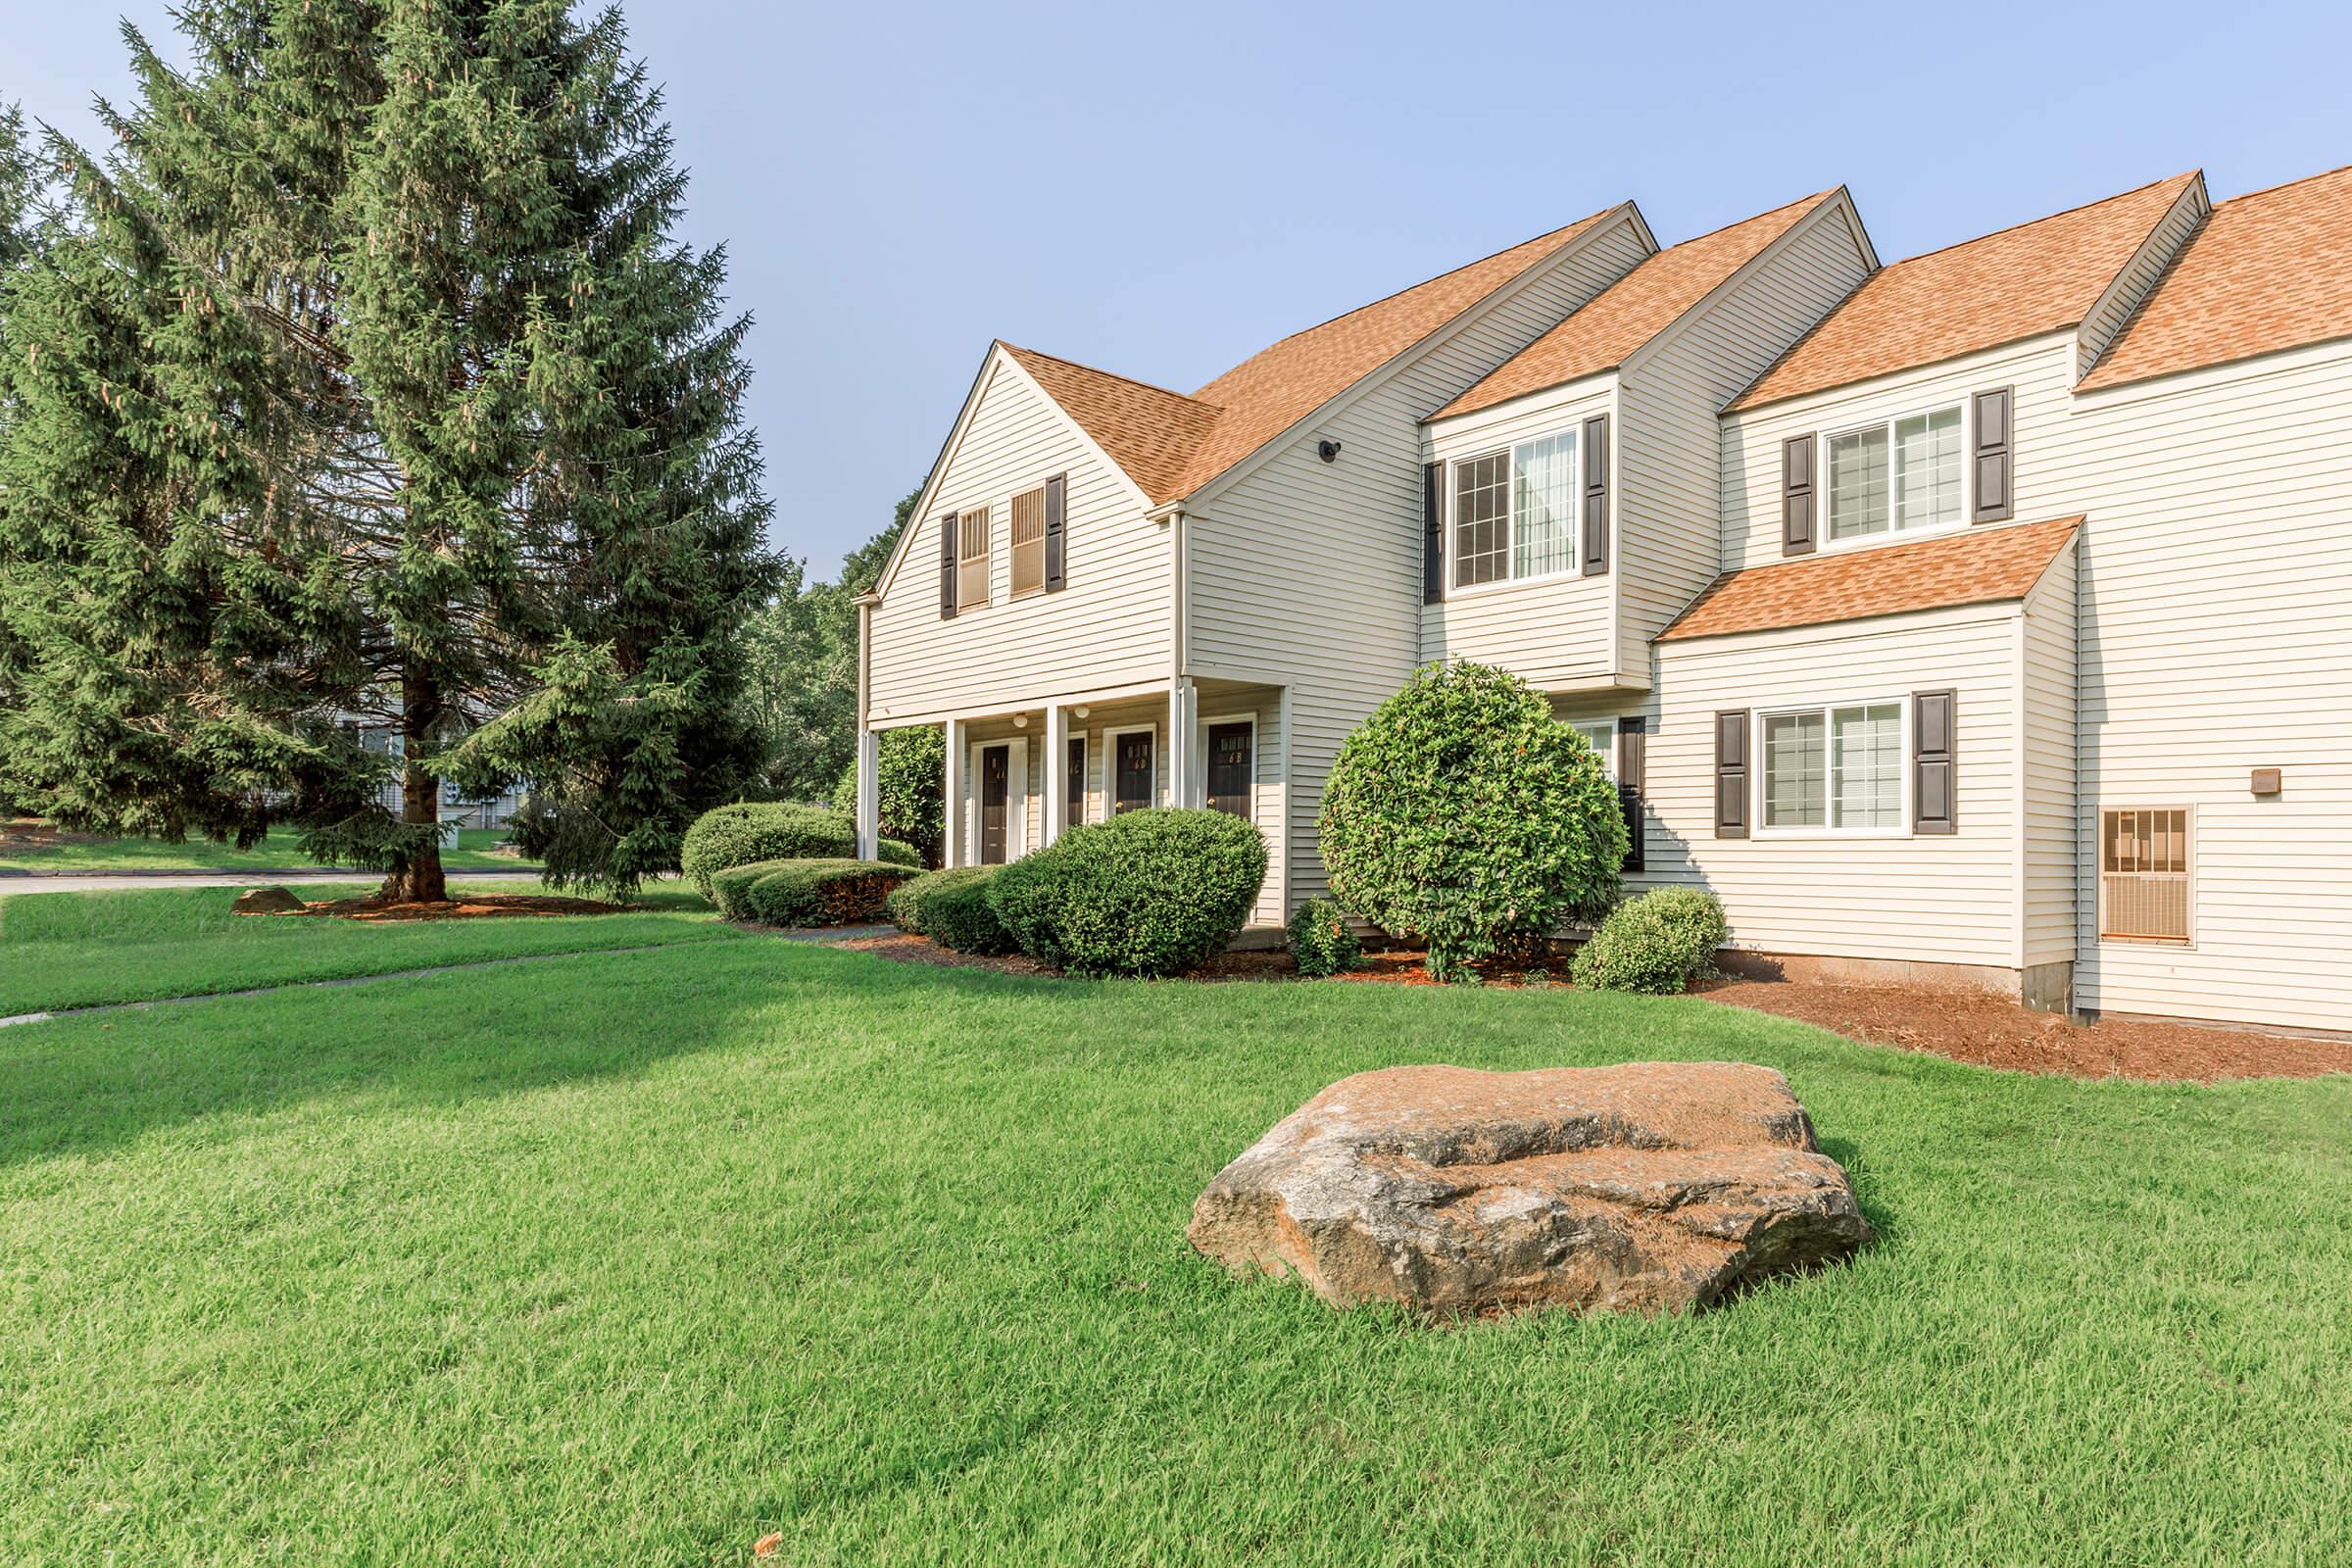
[2020,548,2078,966]
[1641,605,2023,966]
[1418,379,1618,686]
[869,353,1170,723]
[1613,203,1875,671]
[1722,333,2078,570]
[2077,182,2209,380]
[2063,339,2352,1031]
[1186,214,1653,910]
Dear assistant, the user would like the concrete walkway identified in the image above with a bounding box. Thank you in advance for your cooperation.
[0,866,546,897]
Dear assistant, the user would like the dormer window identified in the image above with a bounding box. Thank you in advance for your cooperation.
[1451,428,1577,588]
[1826,404,1963,542]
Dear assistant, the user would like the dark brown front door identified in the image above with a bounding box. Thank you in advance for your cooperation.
[1206,722,1252,818]
[1114,732,1153,814]
[1066,737,1086,825]
[979,744,1009,864]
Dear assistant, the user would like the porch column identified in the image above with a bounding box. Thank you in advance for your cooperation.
[1044,703,1068,844]
[943,716,965,868]
[853,727,880,860]
[1168,678,1200,808]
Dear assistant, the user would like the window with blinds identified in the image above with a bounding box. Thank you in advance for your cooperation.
[2101,808,2192,944]
[1009,486,1046,598]
[956,506,991,609]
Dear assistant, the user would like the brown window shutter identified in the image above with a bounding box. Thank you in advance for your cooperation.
[1043,472,1067,591]
[1580,414,1611,576]
[1971,387,2012,523]
[1421,461,1444,604]
[938,510,958,617]
[1912,689,1956,834]
[1781,435,1816,556]
[1616,715,1646,871]
[1714,710,1749,838]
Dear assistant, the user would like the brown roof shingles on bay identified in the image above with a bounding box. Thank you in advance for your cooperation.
[1727,173,2202,414]
[1655,514,2082,643]
[1004,208,1626,507]
[1432,191,1840,422]
[2078,164,2352,391]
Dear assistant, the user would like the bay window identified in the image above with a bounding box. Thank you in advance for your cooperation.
[1826,404,1963,542]
[1760,701,1903,831]
[1452,427,1578,588]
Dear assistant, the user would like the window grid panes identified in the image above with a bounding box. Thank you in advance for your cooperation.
[1452,451,1510,587]
[1511,431,1577,578]
[1831,703,1903,827]
[1828,404,1963,542]
[1571,719,1615,780]
[1827,426,1888,540]
[1763,711,1826,827]
[1892,408,1963,529]
[2100,808,2191,943]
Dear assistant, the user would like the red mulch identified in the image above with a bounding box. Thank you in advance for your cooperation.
[834,931,2350,1083]
[1,816,100,852]
[285,894,627,922]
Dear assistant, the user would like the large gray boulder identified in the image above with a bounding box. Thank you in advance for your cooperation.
[1189,1061,1869,1318]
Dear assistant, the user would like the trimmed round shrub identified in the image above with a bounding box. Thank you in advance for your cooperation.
[1287,897,1362,978]
[711,857,917,926]
[682,801,913,896]
[1570,887,1729,995]
[986,808,1267,977]
[1319,662,1627,981]
[887,865,1014,955]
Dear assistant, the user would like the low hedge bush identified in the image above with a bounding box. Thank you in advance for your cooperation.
[1287,897,1361,978]
[987,808,1267,978]
[711,857,917,927]
[681,801,914,897]
[1569,887,1729,995]
[886,865,1014,955]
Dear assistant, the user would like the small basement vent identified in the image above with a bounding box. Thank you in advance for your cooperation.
[2100,808,2191,944]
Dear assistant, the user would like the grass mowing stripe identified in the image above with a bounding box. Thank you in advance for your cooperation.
[0,884,737,1014]
[1,939,2346,1564]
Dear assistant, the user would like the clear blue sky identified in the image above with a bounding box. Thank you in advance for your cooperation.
[10,1,2350,578]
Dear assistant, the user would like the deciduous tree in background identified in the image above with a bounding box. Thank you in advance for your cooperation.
[0,2,780,899]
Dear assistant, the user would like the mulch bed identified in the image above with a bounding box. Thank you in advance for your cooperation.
[283,894,627,922]
[1,816,101,853]
[833,930,2351,1083]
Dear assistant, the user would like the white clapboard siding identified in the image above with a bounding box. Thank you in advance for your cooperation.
[1637,605,2024,966]
[2020,547,2079,966]
[1187,215,1653,908]
[1613,203,1875,671]
[2076,181,2208,380]
[869,353,1171,722]
[1418,379,1618,686]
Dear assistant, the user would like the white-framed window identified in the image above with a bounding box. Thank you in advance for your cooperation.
[956,505,991,609]
[1757,701,1905,833]
[1825,403,1964,544]
[1451,426,1578,589]
[2099,807,2192,945]
[1568,719,1616,780]
[1008,485,1047,599]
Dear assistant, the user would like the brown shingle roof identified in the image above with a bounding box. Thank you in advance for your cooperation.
[999,344,1224,505]
[1655,515,2081,643]
[1727,173,2201,413]
[1432,191,1840,421]
[998,209,1627,507]
[2078,164,2352,391]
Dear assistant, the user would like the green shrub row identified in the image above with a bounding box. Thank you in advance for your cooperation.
[681,801,914,897]
[1286,897,1361,978]
[710,857,917,927]
[886,865,1014,955]
[986,808,1266,978]
[1570,887,1728,995]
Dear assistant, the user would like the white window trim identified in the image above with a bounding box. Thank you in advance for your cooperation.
[1817,400,1970,557]
[1007,483,1048,602]
[1446,426,1584,598]
[1197,711,1258,822]
[966,737,1028,861]
[1102,723,1157,813]
[1750,697,1913,840]
[1567,718,1617,782]
[955,503,993,610]
[2096,804,2197,950]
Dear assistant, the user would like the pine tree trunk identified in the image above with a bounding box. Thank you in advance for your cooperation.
[379,676,447,904]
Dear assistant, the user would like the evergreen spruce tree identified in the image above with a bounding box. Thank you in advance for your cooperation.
[0,3,779,898]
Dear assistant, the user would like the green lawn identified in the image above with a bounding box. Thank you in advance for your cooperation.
[0,883,738,1015]
[2,929,2346,1564]
[0,823,533,872]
